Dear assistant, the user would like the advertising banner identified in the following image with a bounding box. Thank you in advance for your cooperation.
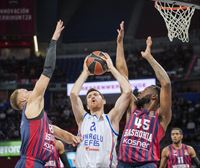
[67,78,156,96]
[0,0,35,36]
[0,141,21,156]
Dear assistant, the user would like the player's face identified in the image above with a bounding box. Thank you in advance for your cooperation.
[86,91,104,111]
[171,130,183,144]
[137,87,154,99]
[134,87,153,108]
[17,89,31,109]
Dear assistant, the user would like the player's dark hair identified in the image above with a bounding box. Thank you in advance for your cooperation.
[86,88,105,100]
[149,85,160,104]
[171,127,183,135]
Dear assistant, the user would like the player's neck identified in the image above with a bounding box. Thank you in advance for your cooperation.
[90,110,104,118]
[146,101,158,112]
[173,143,182,149]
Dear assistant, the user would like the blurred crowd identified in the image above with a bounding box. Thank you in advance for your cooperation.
[0,45,197,83]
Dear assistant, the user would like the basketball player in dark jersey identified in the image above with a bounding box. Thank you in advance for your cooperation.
[10,20,81,168]
[116,21,172,168]
[55,140,71,168]
[160,128,200,168]
[45,140,70,168]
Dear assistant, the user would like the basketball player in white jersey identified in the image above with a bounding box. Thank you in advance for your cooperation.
[70,54,132,168]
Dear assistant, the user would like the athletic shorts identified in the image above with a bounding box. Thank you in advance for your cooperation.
[15,155,45,168]
[117,160,157,168]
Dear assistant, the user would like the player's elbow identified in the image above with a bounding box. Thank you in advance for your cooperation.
[127,88,132,96]
[123,87,132,99]
[116,64,124,71]
[42,66,55,79]
[162,80,171,88]
[162,110,172,126]
[124,84,132,95]
[70,91,78,99]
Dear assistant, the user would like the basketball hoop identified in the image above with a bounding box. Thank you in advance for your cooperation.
[155,0,195,42]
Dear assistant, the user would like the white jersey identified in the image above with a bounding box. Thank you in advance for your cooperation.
[76,113,118,168]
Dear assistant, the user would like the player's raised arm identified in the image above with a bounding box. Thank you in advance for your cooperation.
[31,20,64,100]
[115,21,137,122]
[141,36,172,130]
[52,125,81,147]
[70,57,90,125]
[105,54,132,130]
[116,21,128,78]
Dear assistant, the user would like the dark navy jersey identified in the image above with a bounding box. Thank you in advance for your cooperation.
[118,108,165,163]
[17,108,60,167]
[167,144,192,168]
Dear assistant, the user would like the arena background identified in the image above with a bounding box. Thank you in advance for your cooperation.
[0,0,200,167]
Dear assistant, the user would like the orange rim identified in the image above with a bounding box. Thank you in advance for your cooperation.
[155,1,189,10]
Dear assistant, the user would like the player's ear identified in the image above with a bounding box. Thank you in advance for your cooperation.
[151,94,158,101]
[103,99,106,105]
[87,104,90,110]
[181,134,183,139]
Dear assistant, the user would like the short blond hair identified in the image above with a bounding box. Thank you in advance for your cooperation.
[10,89,20,110]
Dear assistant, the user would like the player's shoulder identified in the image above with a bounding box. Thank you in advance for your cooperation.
[164,145,170,151]
[162,145,170,155]
[185,144,194,151]
[184,144,197,157]
[82,111,90,119]
[182,144,196,154]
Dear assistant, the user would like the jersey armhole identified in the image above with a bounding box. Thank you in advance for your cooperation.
[156,108,166,134]
[24,109,44,120]
[155,109,166,142]
[105,115,119,136]
[82,111,88,119]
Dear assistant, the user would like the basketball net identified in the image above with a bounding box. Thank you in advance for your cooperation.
[155,0,195,42]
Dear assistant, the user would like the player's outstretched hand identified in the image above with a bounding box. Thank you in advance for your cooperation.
[102,52,113,71]
[117,21,124,44]
[52,20,65,41]
[83,56,93,75]
[141,36,153,59]
[71,135,82,147]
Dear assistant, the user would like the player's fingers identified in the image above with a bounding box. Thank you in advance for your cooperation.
[73,137,78,144]
[73,136,81,144]
[120,21,124,29]
[103,52,110,59]
[61,26,65,31]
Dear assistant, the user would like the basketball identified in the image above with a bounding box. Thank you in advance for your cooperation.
[86,51,108,75]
